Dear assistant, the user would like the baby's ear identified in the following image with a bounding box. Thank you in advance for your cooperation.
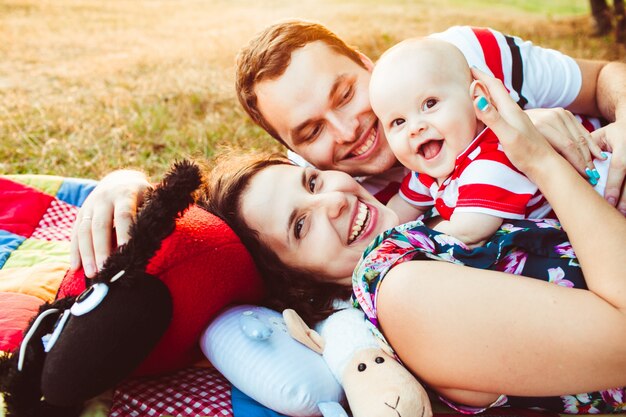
[470,79,491,102]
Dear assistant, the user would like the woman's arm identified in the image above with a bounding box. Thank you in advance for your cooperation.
[471,68,626,309]
[377,260,626,400]
[377,71,626,403]
[70,169,151,277]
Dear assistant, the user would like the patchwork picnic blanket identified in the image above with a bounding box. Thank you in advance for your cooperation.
[0,174,283,417]
[0,174,96,354]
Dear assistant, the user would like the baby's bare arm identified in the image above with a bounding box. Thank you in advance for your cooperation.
[433,212,503,248]
[387,193,428,224]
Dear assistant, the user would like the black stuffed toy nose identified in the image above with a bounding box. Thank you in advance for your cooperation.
[40,271,172,406]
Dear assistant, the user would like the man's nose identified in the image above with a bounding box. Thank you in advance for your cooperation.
[327,113,357,144]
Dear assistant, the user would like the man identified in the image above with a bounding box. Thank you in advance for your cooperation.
[72,19,626,275]
[235,20,626,202]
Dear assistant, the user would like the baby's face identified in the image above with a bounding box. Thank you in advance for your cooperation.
[370,45,479,184]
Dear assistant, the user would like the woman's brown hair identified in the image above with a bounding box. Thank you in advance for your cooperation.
[201,151,351,325]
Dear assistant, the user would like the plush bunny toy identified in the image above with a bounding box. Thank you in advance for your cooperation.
[283,304,433,417]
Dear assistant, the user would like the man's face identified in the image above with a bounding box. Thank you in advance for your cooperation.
[254,41,398,176]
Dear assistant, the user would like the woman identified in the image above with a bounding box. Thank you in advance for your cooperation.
[71,70,626,413]
[202,69,626,413]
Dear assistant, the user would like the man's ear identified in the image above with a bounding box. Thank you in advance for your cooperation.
[282,309,325,354]
[469,79,491,102]
[358,51,374,72]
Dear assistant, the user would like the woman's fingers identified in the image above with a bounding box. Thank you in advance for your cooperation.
[591,122,626,212]
[524,108,590,176]
[471,68,554,175]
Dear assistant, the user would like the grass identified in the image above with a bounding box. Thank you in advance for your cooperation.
[1,0,624,180]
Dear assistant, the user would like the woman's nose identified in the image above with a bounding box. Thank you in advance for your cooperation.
[314,191,348,218]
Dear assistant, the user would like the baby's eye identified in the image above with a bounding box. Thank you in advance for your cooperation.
[391,118,405,128]
[422,98,438,110]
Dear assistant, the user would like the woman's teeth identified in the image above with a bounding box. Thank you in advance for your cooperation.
[349,201,370,243]
[351,128,376,157]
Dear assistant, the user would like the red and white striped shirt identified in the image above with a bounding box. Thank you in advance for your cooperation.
[399,128,553,220]
[290,26,604,204]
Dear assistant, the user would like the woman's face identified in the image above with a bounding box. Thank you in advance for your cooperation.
[241,164,400,284]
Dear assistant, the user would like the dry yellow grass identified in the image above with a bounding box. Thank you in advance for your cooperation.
[1,0,624,179]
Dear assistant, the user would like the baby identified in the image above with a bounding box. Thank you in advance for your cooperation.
[369,38,609,247]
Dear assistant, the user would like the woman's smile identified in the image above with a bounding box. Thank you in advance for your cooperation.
[241,163,399,282]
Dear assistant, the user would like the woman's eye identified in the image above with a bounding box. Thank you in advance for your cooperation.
[391,118,405,128]
[307,174,317,192]
[422,98,438,110]
[295,217,305,239]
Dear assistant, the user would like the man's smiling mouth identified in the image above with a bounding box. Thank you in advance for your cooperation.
[350,126,377,157]
[348,201,371,243]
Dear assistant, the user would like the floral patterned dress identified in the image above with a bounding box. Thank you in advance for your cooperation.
[351,219,625,414]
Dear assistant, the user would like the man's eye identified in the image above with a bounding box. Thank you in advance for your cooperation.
[422,98,438,110]
[391,118,405,128]
[294,217,305,239]
[305,124,323,142]
[340,85,354,104]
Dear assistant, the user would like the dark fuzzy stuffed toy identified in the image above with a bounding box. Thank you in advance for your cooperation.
[0,160,202,417]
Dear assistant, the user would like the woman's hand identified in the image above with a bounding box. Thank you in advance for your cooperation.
[591,120,626,213]
[471,68,558,180]
[523,107,603,176]
[70,169,152,277]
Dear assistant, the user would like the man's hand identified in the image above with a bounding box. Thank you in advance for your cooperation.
[70,170,152,277]
[524,108,604,177]
[591,120,626,214]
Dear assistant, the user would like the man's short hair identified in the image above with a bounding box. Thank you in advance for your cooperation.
[235,19,366,145]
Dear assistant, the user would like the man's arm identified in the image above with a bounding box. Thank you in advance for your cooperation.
[567,59,626,119]
[70,169,151,277]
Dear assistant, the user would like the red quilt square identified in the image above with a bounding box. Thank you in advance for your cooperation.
[110,367,233,417]
[31,199,79,242]
[0,178,54,238]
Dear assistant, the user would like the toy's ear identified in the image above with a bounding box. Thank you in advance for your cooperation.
[282,309,325,354]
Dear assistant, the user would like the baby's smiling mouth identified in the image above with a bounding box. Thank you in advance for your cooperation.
[348,201,371,244]
[418,139,443,160]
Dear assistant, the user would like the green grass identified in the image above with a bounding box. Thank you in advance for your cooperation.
[0,0,623,180]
